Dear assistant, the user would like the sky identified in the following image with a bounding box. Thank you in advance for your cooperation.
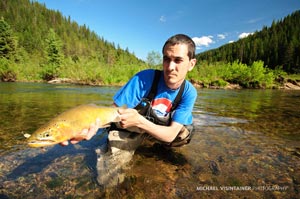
[35,0,300,61]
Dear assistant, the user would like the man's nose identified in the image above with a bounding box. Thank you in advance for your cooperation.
[167,61,176,70]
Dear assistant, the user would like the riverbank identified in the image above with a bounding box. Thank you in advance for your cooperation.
[2,76,300,90]
[190,75,300,90]
[46,77,300,90]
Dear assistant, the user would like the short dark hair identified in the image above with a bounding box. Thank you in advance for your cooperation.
[162,34,196,60]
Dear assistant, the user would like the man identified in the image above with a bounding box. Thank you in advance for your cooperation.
[62,34,197,147]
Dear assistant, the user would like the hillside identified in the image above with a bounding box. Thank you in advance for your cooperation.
[0,0,145,83]
[1,1,299,89]
[196,10,300,74]
[0,0,142,64]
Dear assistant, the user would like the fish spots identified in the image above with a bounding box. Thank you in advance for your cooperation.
[27,105,119,147]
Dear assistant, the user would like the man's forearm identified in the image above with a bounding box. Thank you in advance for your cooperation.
[136,115,182,143]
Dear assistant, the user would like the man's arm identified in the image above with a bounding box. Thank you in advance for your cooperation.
[117,108,183,143]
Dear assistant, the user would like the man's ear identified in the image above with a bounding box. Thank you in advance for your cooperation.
[188,58,197,71]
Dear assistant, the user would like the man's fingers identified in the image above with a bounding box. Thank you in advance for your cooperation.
[60,140,69,146]
[86,128,95,140]
[70,139,80,144]
[95,118,101,128]
[60,118,101,146]
[117,108,125,114]
[85,118,100,140]
[80,128,89,136]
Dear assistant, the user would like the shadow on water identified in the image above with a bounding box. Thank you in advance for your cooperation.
[135,143,188,166]
[1,129,108,186]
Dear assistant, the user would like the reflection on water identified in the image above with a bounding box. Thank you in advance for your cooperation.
[0,82,116,153]
[0,83,299,198]
[195,89,300,140]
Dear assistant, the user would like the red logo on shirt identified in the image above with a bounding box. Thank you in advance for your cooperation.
[151,98,172,116]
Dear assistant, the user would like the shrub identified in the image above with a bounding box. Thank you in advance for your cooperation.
[0,58,17,81]
[190,60,276,88]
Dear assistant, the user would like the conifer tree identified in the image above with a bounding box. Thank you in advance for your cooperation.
[42,28,64,80]
[0,17,18,60]
[196,10,300,73]
[146,51,162,66]
[45,28,63,66]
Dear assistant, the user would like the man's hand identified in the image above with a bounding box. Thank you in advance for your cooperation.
[60,118,101,146]
[118,108,142,129]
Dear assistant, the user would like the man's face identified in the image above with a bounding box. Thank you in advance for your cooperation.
[162,43,196,89]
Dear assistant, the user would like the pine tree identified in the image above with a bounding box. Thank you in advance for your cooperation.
[196,10,300,73]
[42,28,64,80]
[45,28,63,66]
[0,17,18,60]
[146,51,162,66]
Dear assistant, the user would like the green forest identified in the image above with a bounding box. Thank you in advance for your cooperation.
[196,11,300,74]
[0,0,299,88]
[190,10,300,89]
[0,0,146,85]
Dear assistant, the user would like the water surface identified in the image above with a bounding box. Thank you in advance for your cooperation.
[0,82,299,198]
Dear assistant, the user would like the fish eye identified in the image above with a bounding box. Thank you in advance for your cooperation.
[41,131,51,138]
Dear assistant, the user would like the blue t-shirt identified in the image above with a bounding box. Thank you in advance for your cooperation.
[113,69,197,125]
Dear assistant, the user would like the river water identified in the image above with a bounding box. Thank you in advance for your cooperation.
[0,82,299,198]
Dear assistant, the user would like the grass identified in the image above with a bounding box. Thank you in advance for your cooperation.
[1,57,298,89]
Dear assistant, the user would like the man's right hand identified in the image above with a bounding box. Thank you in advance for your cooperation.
[60,118,101,146]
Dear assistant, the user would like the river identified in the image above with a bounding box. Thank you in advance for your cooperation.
[0,82,299,198]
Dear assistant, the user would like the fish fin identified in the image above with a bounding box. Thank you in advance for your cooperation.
[102,123,111,128]
[114,104,127,122]
[24,133,31,138]
[112,115,121,122]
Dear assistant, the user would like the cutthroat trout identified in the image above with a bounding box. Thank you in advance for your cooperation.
[26,104,122,148]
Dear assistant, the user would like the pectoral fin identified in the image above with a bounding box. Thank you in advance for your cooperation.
[112,104,127,123]
[112,115,121,122]
[24,133,31,138]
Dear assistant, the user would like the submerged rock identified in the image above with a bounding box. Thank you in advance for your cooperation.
[209,160,221,175]
[96,130,145,188]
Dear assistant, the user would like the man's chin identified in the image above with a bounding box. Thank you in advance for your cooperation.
[165,79,181,89]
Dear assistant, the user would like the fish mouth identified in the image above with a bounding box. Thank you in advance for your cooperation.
[27,140,57,148]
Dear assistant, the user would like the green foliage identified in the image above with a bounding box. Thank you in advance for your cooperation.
[146,51,162,66]
[273,65,287,77]
[0,0,144,81]
[210,79,228,87]
[58,58,148,85]
[196,10,300,74]
[0,58,17,81]
[248,61,274,88]
[40,63,59,81]
[189,60,276,88]
[45,29,63,66]
[0,17,18,60]
[0,0,293,88]
[40,29,64,80]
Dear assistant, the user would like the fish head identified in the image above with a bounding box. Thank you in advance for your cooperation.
[27,120,72,147]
